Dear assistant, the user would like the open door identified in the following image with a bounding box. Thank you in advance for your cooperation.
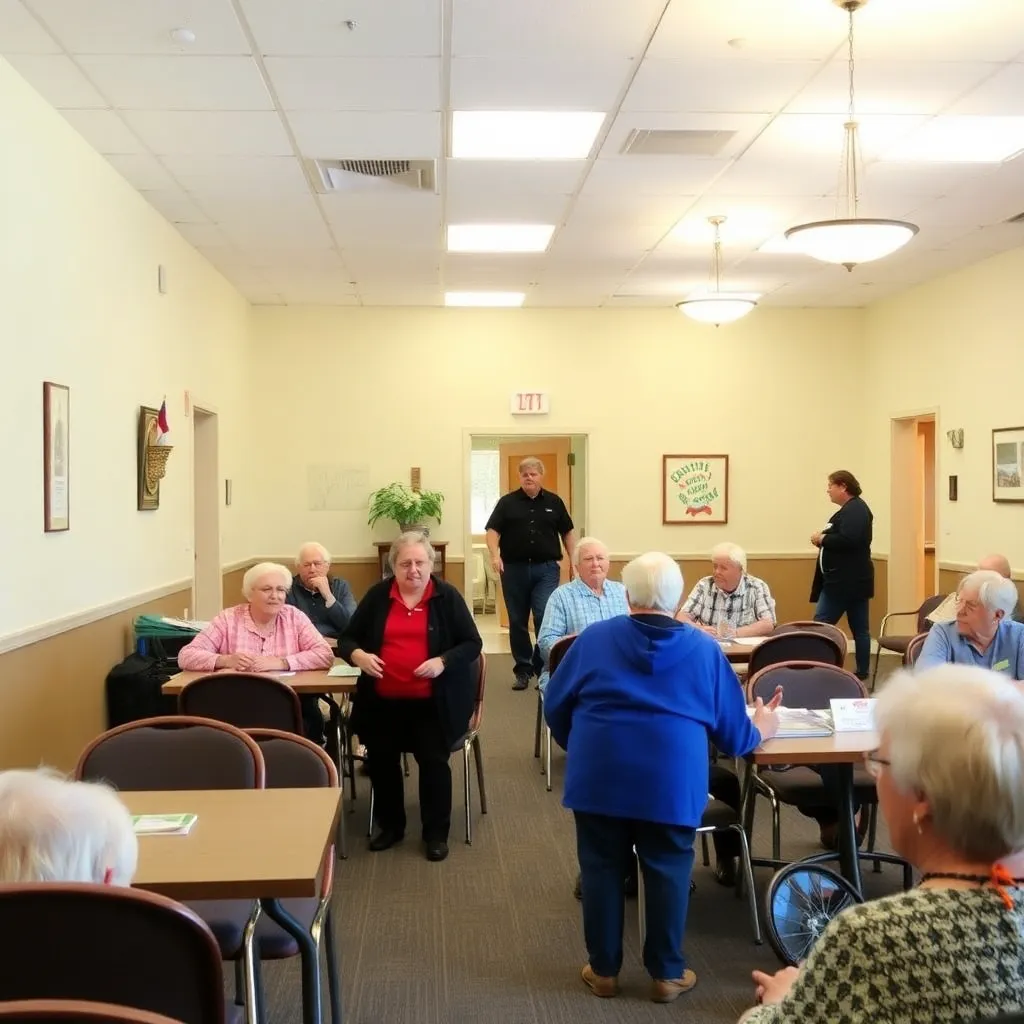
[495,437,574,628]
[890,414,932,616]
[192,406,222,621]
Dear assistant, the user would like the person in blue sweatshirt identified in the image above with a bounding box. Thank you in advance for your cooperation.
[544,551,781,1005]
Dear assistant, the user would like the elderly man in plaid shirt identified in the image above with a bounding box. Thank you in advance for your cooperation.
[678,542,775,638]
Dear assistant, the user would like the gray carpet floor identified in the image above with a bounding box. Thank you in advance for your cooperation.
[262,652,906,1024]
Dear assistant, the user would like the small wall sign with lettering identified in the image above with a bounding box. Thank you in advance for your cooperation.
[510,391,550,415]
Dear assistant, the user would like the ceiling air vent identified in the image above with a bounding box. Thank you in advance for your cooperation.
[1005,210,1024,224]
[310,158,437,194]
[620,129,735,157]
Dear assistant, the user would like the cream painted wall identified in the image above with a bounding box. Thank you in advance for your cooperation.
[0,59,252,639]
[250,305,866,559]
[864,246,1024,569]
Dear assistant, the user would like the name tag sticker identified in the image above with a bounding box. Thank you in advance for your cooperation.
[994,659,1010,672]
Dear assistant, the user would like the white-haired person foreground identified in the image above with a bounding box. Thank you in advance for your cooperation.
[0,768,137,885]
[917,569,1024,678]
[544,552,781,1004]
[177,561,333,674]
[678,542,776,639]
[740,664,1024,1024]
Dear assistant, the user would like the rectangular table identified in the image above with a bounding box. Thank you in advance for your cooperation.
[163,667,357,696]
[125,789,341,1024]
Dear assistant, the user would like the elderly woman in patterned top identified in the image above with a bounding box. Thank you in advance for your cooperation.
[178,562,333,673]
[739,664,1024,1024]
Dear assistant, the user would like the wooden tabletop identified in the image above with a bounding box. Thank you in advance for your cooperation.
[163,666,358,696]
[751,730,879,765]
[125,789,341,900]
[720,639,765,662]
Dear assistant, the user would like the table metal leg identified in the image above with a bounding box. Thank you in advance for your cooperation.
[262,898,323,1024]
[835,763,863,897]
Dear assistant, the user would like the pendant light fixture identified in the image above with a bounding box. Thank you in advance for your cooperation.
[784,0,918,271]
[676,216,758,326]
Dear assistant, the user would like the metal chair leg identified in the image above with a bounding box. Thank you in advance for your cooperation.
[635,848,646,947]
[463,740,473,845]
[867,803,881,873]
[870,645,881,692]
[533,693,543,758]
[734,826,762,944]
[771,794,781,861]
[324,906,343,1024]
[402,751,410,777]
[367,786,375,838]
[544,725,552,792]
[700,833,710,867]
[473,735,487,814]
[337,795,348,859]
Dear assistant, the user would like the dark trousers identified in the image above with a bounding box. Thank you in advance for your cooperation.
[574,811,695,981]
[501,560,560,678]
[709,764,742,860]
[300,694,326,745]
[367,698,452,842]
[800,764,860,828]
[814,591,871,677]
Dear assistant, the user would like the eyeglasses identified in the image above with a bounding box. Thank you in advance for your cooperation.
[863,751,891,779]
[299,560,328,570]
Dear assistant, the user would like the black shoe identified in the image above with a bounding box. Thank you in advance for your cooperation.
[573,874,582,900]
[714,859,737,887]
[512,675,530,691]
[425,840,449,862]
[368,829,404,852]
[690,879,697,894]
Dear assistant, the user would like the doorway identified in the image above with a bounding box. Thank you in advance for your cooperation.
[191,405,221,621]
[465,433,587,646]
[889,412,937,616]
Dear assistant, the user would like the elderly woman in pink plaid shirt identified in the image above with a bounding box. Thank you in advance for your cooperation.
[178,562,333,673]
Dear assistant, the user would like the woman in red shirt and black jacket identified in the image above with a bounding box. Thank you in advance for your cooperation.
[338,531,483,862]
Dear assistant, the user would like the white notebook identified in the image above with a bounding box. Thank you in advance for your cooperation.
[132,813,197,836]
[748,706,834,738]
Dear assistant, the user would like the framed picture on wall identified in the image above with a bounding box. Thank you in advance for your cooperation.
[992,426,1024,502]
[137,405,161,511]
[43,381,70,532]
[662,454,729,524]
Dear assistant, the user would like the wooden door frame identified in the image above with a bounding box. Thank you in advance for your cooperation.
[190,400,222,621]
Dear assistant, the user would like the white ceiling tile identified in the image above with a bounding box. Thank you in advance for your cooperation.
[23,0,251,54]
[343,247,441,273]
[323,192,441,236]
[288,111,441,159]
[582,156,729,197]
[702,158,835,197]
[446,190,571,223]
[859,161,984,203]
[600,111,772,160]
[265,57,440,111]
[243,247,346,271]
[949,63,1024,115]
[162,154,309,193]
[218,217,334,248]
[453,0,666,58]
[279,289,361,306]
[786,59,1002,116]
[106,153,178,190]
[603,294,678,307]
[0,0,60,52]
[175,223,233,248]
[443,253,544,284]
[360,285,443,305]
[140,189,210,223]
[451,57,632,109]
[59,109,145,153]
[741,113,927,162]
[657,195,816,252]
[4,54,106,107]
[625,59,821,114]
[120,111,292,156]
[446,159,585,196]
[527,289,612,308]
[192,192,321,225]
[240,0,441,57]
[76,56,273,111]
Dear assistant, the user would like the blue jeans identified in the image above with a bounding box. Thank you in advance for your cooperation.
[501,560,560,678]
[814,591,871,677]
[574,811,696,980]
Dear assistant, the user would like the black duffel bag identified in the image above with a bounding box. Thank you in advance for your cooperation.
[105,652,178,728]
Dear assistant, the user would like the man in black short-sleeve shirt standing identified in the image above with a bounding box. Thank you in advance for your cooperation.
[485,456,576,690]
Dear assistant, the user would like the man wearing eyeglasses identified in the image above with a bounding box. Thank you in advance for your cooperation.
[287,541,357,744]
[917,569,1024,678]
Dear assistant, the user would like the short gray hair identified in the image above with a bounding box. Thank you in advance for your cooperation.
[518,457,545,475]
[876,665,1024,862]
[0,768,137,885]
[621,552,684,615]
[388,530,436,571]
[573,536,608,568]
[242,562,293,599]
[959,569,1018,617]
[296,541,331,566]
[711,542,747,572]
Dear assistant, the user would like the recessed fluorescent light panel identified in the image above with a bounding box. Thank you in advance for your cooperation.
[446,224,554,254]
[445,291,526,307]
[883,116,1024,163]
[451,111,605,160]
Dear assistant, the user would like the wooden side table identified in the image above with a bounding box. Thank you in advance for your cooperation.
[375,541,447,581]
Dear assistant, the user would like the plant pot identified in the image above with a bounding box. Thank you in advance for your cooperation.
[398,523,429,537]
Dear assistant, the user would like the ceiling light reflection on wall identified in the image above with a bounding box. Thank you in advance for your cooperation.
[446,224,554,253]
[451,111,605,160]
[444,291,526,307]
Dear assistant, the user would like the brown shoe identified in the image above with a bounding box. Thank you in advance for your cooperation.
[581,964,618,998]
[651,970,698,1003]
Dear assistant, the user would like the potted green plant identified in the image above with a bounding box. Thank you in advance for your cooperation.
[368,482,444,534]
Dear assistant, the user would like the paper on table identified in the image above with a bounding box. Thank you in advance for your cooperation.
[830,697,876,732]
[731,637,767,647]
[254,671,295,676]
[132,813,197,836]
[328,663,361,677]
[747,706,834,738]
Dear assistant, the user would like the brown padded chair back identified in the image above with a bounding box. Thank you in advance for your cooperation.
[548,635,577,677]
[747,631,844,678]
[178,673,303,734]
[0,1001,187,1024]
[771,621,848,659]
[75,716,265,791]
[466,654,487,733]
[747,660,867,710]
[916,594,948,633]
[904,631,929,667]
[0,884,223,1024]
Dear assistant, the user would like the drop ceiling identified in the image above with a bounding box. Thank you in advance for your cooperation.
[3,0,1024,308]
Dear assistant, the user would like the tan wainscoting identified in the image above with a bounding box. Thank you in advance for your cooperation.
[0,588,190,773]
[608,556,889,639]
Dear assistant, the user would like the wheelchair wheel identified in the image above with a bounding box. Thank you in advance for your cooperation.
[764,862,862,966]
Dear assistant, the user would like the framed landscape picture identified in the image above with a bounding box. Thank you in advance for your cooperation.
[992,427,1024,502]
[663,454,729,524]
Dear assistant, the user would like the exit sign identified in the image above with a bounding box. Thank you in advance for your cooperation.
[511,391,549,415]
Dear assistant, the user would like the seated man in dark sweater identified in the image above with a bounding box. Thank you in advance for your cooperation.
[287,541,357,743]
